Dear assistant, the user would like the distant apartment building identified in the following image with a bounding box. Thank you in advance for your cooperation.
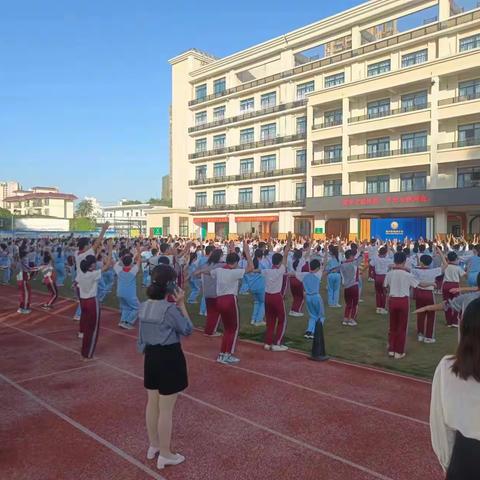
[161,175,172,202]
[169,0,480,239]
[98,202,157,236]
[0,181,21,208]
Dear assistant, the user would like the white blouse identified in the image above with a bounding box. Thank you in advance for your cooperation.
[430,356,480,471]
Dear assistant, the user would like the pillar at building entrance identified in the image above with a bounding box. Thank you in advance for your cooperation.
[349,216,359,241]
[434,208,448,239]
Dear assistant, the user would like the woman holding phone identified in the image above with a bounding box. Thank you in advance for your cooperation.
[137,264,193,470]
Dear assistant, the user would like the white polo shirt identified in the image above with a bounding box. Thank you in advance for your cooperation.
[443,264,466,283]
[76,269,102,299]
[412,267,442,290]
[371,256,392,275]
[211,268,245,297]
[384,269,419,297]
[262,265,286,294]
[75,247,94,278]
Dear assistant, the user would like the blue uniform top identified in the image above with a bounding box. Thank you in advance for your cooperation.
[245,264,266,291]
[114,264,139,297]
[325,257,341,274]
[296,271,322,295]
[467,255,480,273]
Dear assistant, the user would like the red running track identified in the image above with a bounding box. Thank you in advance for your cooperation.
[0,285,443,480]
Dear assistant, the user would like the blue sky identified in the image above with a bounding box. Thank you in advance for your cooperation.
[0,0,363,205]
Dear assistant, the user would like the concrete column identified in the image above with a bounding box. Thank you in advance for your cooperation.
[207,222,216,240]
[434,208,448,238]
[349,215,359,241]
[430,76,440,188]
[438,0,451,21]
[228,213,238,240]
[278,211,294,239]
[342,96,350,195]
[351,25,361,50]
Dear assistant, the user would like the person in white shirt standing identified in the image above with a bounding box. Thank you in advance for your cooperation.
[430,297,480,479]
[370,246,392,314]
[442,251,467,328]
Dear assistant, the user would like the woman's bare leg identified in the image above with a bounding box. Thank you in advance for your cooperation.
[146,389,160,448]
[158,393,178,458]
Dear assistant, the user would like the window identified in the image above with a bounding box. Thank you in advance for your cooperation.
[213,77,226,95]
[401,49,428,67]
[195,192,207,207]
[297,81,315,99]
[196,165,207,181]
[261,92,276,109]
[296,149,306,169]
[296,182,306,201]
[401,131,428,153]
[366,175,390,194]
[213,134,226,149]
[240,97,255,112]
[260,186,276,203]
[324,179,342,197]
[460,34,480,52]
[135,211,139,217]
[179,217,189,237]
[240,158,254,174]
[401,91,428,111]
[367,137,390,158]
[260,123,276,140]
[195,138,207,153]
[44,208,49,216]
[240,128,254,144]
[367,99,390,119]
[260,154,276,172]
[44,199,49,206]
[324,144,342,163]
[458,123,480,146]
[213,106,226,121]
[213,190,226,206]
[459,79,480,101]
[457,167,480,187]
[400,172,427,191]
[213,162,226,178]
[195,111,207,126]
[296,117,307,134]
[325,73,344,88]
[324,109,342,126]
[367,60,391,77]
[238,188,253,204]
[162,217,170,236]
[195,84,207,100]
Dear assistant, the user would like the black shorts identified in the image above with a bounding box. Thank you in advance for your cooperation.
[144,343,188,395]
[447,431,480,480]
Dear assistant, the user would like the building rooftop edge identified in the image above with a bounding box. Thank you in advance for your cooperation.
[169,48,219,65]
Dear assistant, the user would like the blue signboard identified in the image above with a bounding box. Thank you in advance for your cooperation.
[370,217,426,240]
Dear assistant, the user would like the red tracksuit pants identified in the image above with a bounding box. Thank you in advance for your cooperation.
[289,277,304,313]
[442,282,460,326]
[374,274,386,309]
[415,288,435,339]
[18,279,31,309]
[265,292,286,345]
[344,285,359,320]
[388,296,409,354]
[216,295,239,354]
[204,297,220,335]
[80,297,100,359]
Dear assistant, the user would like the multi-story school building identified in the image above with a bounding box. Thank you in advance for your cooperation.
[168,0,480,240]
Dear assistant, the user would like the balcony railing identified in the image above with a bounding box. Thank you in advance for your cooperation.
[188,99,307,133]
[438,137,480,149]
[312,118,343,130]
[188,9,480,107]
[349,103,431,123]
[311,156,342,166]
[189,133,306,160]
[438,91,480,106]
[189,167,305,186]
[348,145,430,161]
[190,200,305,212]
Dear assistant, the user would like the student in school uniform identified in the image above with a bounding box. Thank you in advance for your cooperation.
[370,246,392,315]
[366,238,377,282]
[442,251,466,327]
[186,252,201,304]
[262,233,292,350]
[0,243,11,285]
[77,240,113,360]
[245,249,266,326]
[141,246,153,287]
[383,252,420,360]
[53,246,66,287]
[39,252,58,309]
[339,249,363,327]
[197,245,212,316]
[238,250,250,295]
[325,245,342,308]
[466,245,480,287]
[288,249,305,317]
[16,247,38,314]
[210,240,254,364]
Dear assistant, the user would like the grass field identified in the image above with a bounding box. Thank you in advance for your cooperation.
[10,272,459,379]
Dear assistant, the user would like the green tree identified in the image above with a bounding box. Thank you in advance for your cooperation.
[75,199,94,218]
[121,200,142,205]
[147,198,172,207]
[70,217,95,231]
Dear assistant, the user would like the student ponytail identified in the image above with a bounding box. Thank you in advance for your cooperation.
[292,249,302,270]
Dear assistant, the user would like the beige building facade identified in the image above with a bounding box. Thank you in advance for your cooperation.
[169,0,480,240]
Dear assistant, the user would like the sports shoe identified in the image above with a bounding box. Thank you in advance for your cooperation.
[417,333,425,342]
[216,353,228,364]
[394,353,406,360]
[21,309,32,314]
[224,354,240,364]
[451,324,459,328]
[388,351,395,357]
[157,453,185,470]
[73,315,80,321]
[379,308,388,315]
[123,323,135,330]
[358,299,364,303]
[368,277,374,283]
[304,331,312,339]
[342,320,349,326]
[334,304,342,308]
[376,308,381,314]
[264,344,271,351]
[255,321,266,326]
[271,345,288,352]
[17,308,24,314]
[78,332,84,339]
[423,337,436,344]
[348,320,358,326]
[204,332,222,337]
[147,446,159,460]
[289,311,303,317]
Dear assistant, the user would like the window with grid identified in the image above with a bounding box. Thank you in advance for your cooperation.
[213,162,226,178]
[324,73,344,88]
[195,111,207,126]
[240,128,254,144]
[238,188,253,204]
[213,190,226,206]
[401,49,428,68]
[240,158,254,174]
[195,138,207,153]
[213,77,226,94]
[366,175,390,194]
[367,137,390,158]
[324,144,342,163]
[195,165,207,181]
[324,109,342,126]
[401,132,428,153]
[213,134,226,149]
[401,91,428,111]
[296,81,315,99]
[195,192,207,207]
[260,186,276,203]
[459,79,480,101]
[457,167,480,187]
[195,84,207,100]
[179,217,189,237]
[240,97,255,112]
[296,182,306,201]
[400,172,427,191]
[460,34,480,52]
[296,150,306,169]
[213,106,225,121]
[367,60,391,77]
[260,123,276,140]
[296,117,307,134]
[458,123,480,146]
[260,154,276,172]
[261,92,276,109]
[324,180,342,197]
[367,99,390,119]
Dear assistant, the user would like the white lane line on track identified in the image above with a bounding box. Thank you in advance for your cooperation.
[17,363,98,384]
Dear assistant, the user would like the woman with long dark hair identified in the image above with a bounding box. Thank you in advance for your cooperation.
[430,297,480,479]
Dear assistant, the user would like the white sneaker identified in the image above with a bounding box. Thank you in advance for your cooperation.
[17,308,24,314]
[424,338,436,344]
[388,351,395,357]
[271,345,288,352]
[204,332,222,337]
[224,354,240,364]
[21,309,32,314]
[147,446,159,460]
[342,320,349,326]
[417,333,424,342]
[348,320,358,326]
[358,299,364,303]
[376,308,381,314]
[78,332,84,339]
[255,321,266,327]
[335,304,342,308]
[264,344,271,351]
[73,315,80,321]
[394,353,406,360]
[380,308,388,315]
[157,453,185,469]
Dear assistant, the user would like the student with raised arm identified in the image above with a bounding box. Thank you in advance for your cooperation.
[370,245,392,315]
[442,251,466,328]
[339,249,363,327]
